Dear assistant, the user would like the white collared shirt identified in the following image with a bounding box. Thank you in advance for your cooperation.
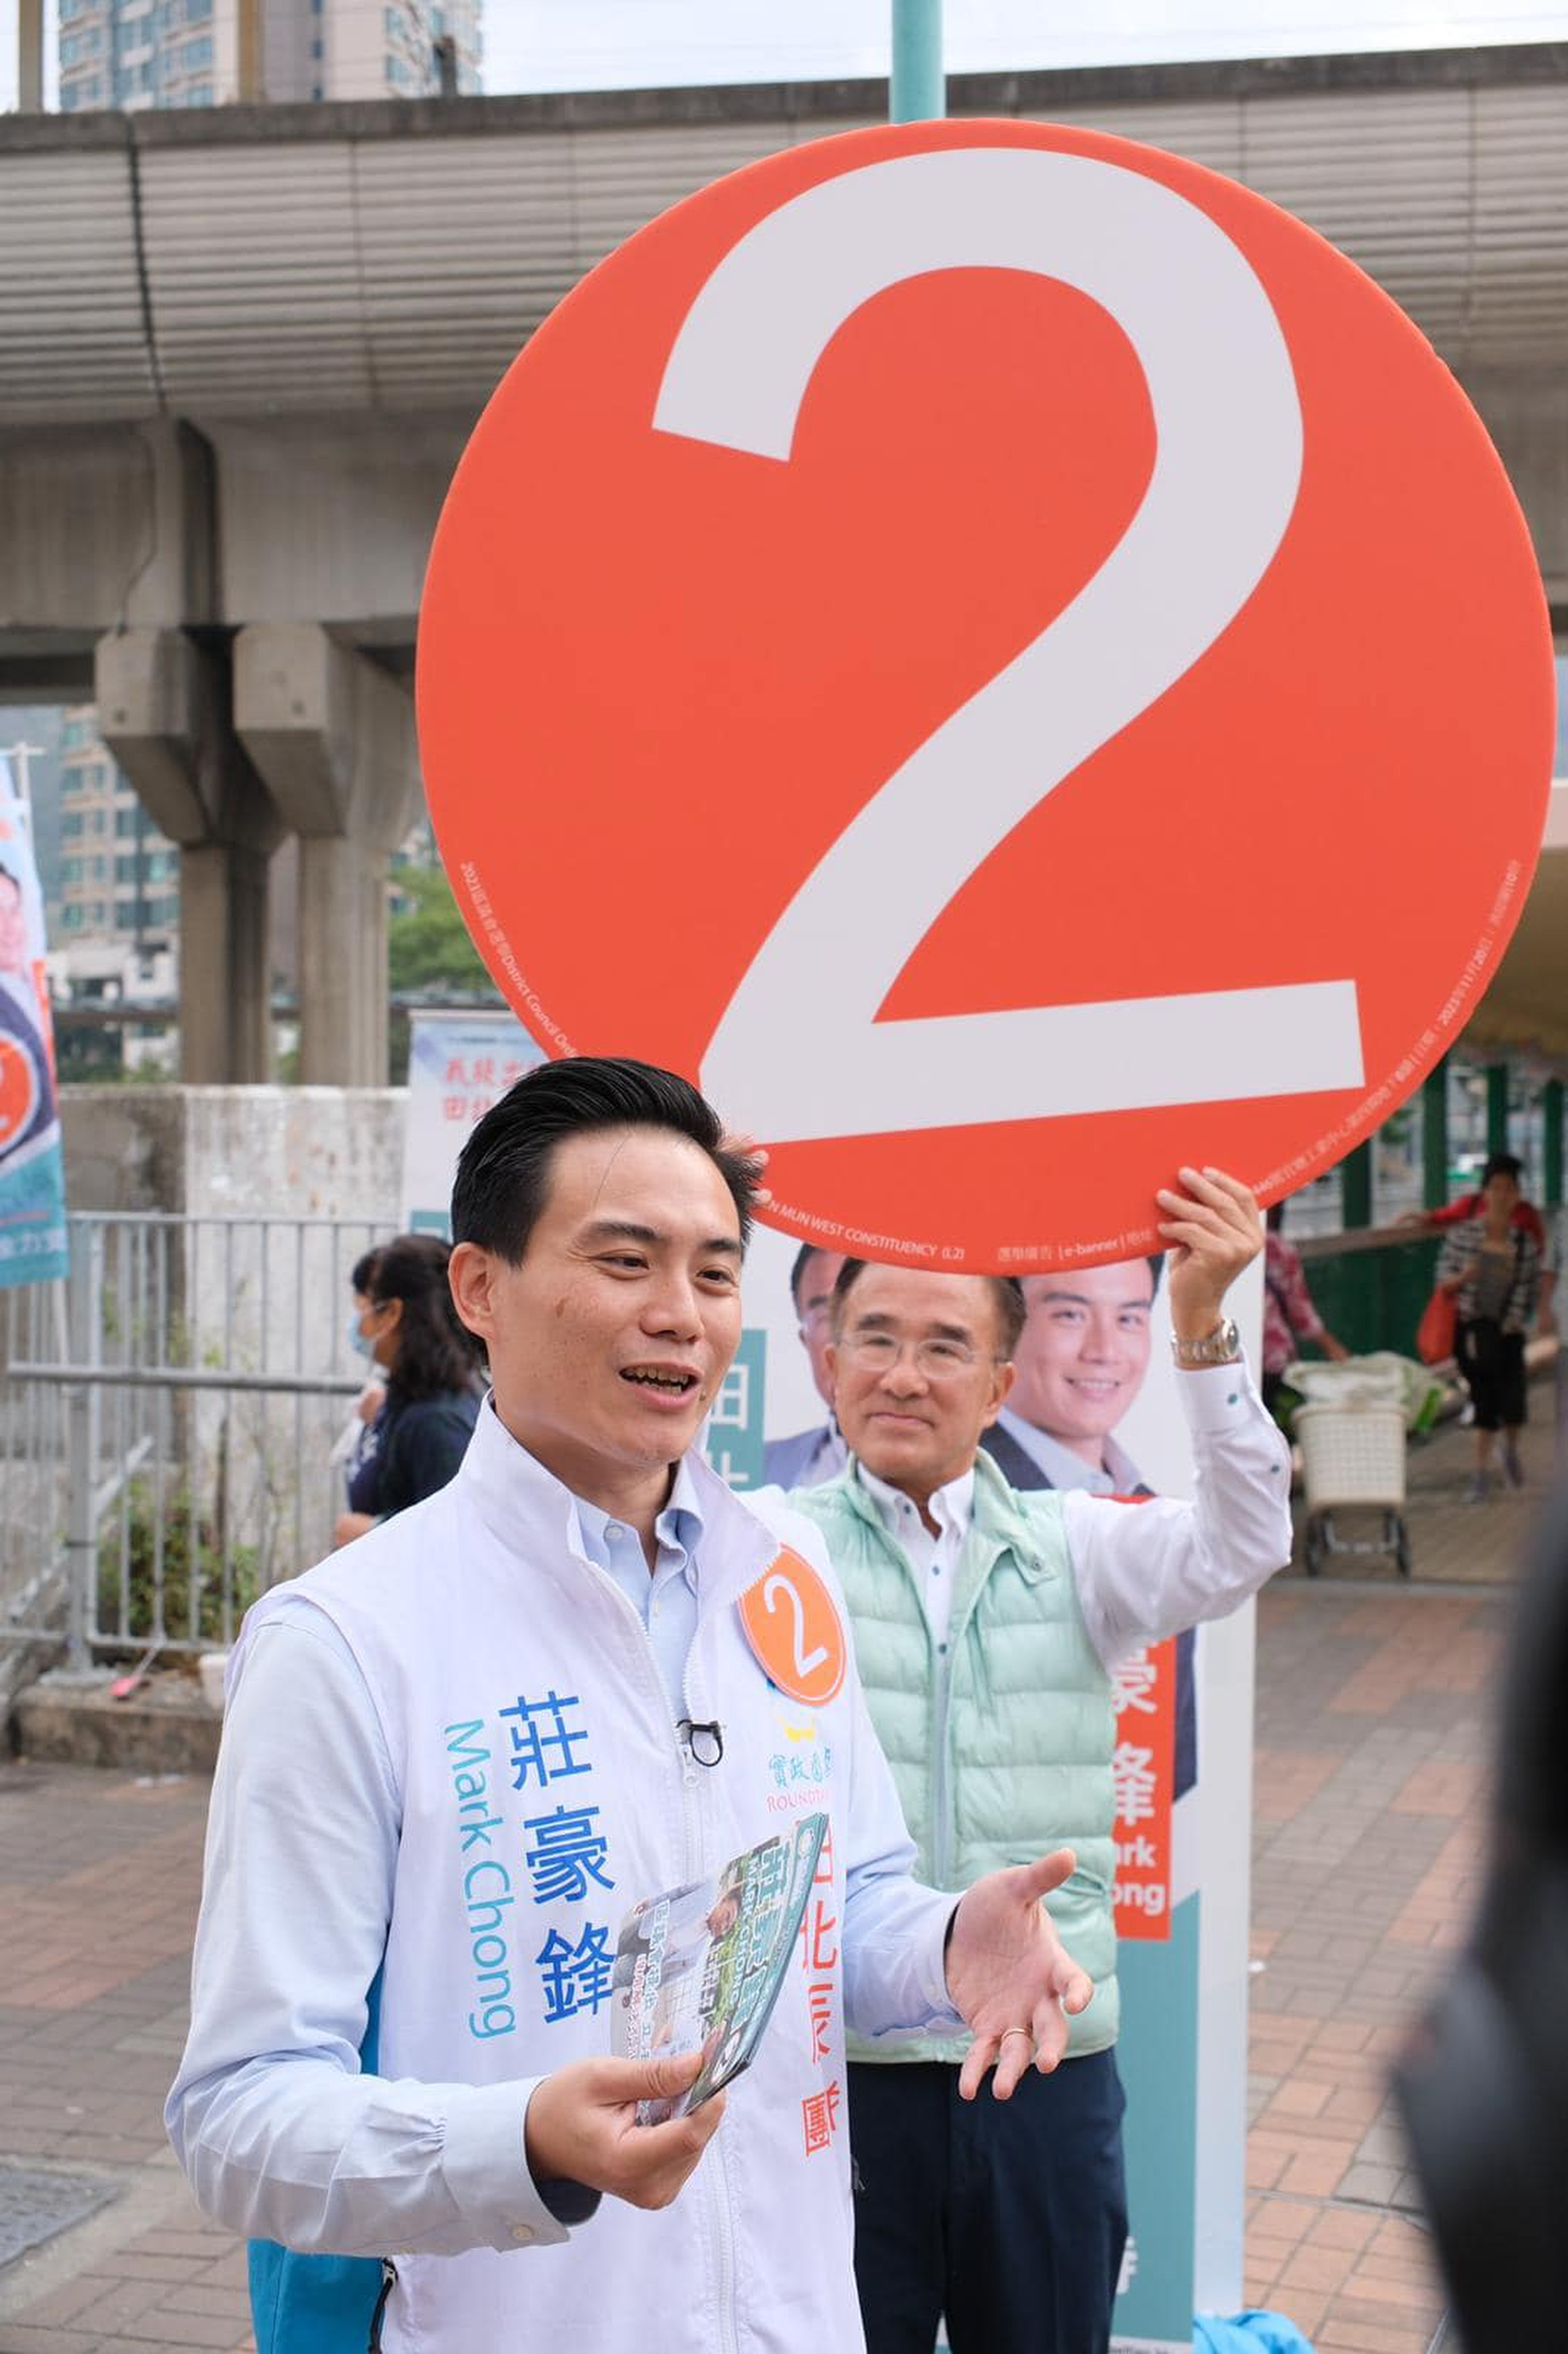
[994,1406,1146,1497]
[826,1363,1293,1671]
[856,1464,975,1652]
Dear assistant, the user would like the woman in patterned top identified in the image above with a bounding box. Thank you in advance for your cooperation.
[1262,1198,1349,1415]
[1435,1154,1544,1501]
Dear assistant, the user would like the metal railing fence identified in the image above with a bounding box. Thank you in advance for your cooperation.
[1,1211,383,1664]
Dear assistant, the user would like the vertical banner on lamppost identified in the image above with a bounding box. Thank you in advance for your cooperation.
[415,114,1554,2347]
[0,752,67,1287]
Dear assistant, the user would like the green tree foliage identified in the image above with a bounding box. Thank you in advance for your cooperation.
[97,1478,260,1647]
[386,864,497,999]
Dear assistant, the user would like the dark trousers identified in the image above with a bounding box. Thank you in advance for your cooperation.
[849,2051,1127,2354]
[1456,1318,1527,1432]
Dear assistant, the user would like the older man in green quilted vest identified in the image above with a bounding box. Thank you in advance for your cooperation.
[783,1167,1292,2354]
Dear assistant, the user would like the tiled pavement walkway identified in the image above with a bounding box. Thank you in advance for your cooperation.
[0,1409,1550,2353]
[1235,1396,1550,2353]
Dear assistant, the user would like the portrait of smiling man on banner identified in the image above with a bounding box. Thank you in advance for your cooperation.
[987,1259,1162,1498]
[981,1257,1198,1800]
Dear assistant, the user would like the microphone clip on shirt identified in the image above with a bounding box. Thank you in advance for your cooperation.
[677,1717,725,1767]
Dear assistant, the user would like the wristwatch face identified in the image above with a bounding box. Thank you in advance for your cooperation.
[1175,1318,1240,1362]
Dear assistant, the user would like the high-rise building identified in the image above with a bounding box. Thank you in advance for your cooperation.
[56,709,179,948]
[57,0,481,114]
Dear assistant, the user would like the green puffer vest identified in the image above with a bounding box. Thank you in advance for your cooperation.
[792,1450,1118,2065]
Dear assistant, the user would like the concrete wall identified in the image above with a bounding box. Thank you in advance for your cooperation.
[56,1085,412,1582]
[0,413,468,660]
[213,414,470,644]
[61,1083,407,1222]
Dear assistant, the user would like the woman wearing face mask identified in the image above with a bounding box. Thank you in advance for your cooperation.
[329,1247,388,1497]
[333,1233,487,1548]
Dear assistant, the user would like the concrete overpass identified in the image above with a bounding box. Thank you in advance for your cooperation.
[2,43,1566,1079]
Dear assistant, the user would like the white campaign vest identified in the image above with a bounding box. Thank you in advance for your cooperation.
[242,1405,880,2354]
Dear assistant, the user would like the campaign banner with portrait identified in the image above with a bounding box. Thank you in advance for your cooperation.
[0,754,68,1289]
[736,1224,1263,2348]
[401,1009,545,1237]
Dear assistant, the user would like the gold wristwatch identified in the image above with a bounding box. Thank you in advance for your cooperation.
[1170,1317,1241,1367]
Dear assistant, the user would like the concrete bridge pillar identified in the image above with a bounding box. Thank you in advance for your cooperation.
[96,628,284,1082]
[234,624,420,1086]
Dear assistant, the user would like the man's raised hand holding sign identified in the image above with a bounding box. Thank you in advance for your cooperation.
[1157,1164,1268,1352]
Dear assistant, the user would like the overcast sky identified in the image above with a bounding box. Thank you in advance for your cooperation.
[480,0,1567,89]
[2,0,1566,107]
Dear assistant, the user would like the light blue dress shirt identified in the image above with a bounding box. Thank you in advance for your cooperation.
[572,1458,704,1721]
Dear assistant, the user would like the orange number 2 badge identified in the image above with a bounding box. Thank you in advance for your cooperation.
[738,1551,847,1708]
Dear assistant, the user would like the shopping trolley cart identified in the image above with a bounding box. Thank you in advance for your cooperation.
[1295,1399,1411,1576]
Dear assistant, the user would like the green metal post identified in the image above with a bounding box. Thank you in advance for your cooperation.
[1544,1078,1564,1209]
[1421,1059,1450,1209]
[1486,1063,1510,1159]
[891,0,945,122]
[1342,1141,1372,1231]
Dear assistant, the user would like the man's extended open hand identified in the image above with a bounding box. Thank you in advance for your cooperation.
[945,1848,1095,2099]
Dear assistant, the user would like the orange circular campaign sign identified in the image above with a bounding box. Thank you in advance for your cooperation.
[417,120,1554,1272]
[738,1549,847,1709]
[0,1033,39,1157]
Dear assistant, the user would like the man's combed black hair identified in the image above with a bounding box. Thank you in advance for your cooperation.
[450,1055,758,1265]
[831,1259,1028,1360]
[1481,1152,1525,1187]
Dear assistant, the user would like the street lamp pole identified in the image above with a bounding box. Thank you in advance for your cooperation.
[890,0,945,124]
[17,0,43,111]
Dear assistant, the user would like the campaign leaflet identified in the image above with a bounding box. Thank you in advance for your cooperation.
[611,1814,827,2121]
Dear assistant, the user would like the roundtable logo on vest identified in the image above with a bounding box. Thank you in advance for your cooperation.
[418,118,1555,1272]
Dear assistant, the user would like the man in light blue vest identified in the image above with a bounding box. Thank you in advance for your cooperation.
[783,1167,1292,2354]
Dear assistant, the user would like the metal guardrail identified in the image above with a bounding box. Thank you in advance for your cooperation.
[1294,1220,1430,1261]
[1,1210,382,1665]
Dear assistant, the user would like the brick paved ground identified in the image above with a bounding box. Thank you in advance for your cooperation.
[0,1772,248,2353]
[0,1407,1548,2354]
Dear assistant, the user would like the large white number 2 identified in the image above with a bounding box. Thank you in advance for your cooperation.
[762,1570,831,1683]
[653,145,1363,1142]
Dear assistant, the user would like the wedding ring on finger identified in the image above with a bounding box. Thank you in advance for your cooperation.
[998,2027,1034,2056]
